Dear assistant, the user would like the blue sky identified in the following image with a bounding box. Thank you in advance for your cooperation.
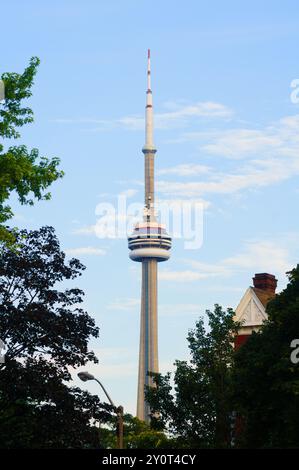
[2,0,299,414]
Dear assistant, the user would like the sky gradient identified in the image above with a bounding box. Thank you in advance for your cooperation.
[2,0,299,414]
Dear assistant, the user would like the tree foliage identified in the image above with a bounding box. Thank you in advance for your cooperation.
[146,305,241,448]
[0,58,63,244]
[232,266,299,448]
[100,413,175,449]
[0,226,112,448]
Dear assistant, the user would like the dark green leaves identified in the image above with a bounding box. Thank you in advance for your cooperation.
[0,227,111,448]
[146,305,240,448]
[0,57,40,140]
[232,266,299,448]
[0,58,63,244]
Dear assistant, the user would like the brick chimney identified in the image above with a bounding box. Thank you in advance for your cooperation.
[252,273,277,293]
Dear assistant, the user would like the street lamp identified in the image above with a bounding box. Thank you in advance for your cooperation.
[77,371,124,449]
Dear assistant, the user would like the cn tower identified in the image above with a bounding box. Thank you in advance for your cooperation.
[128,50,172,423]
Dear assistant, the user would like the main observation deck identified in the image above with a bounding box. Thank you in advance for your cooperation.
[128,221,171,262]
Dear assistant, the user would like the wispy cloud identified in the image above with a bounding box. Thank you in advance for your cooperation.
[72,113,299,246]
[71,347,136,383]
[65,246,106,256]
[157,114,299,199]
[156,197,211,210]
[159,270,205,282]
[72,226,96,235]
[171,114,299,158]
[157,163,211,177]
[153,101,233,128]
[106,298,139,311]
[159,261,230,283]
[159,303,202,316]
[222,240,291,277]
[157,157,296,198]
[202,129,282,158]
[52,101,233,131]
[119,188,138,198]
[159,236,295,283]
[106,298,202,316]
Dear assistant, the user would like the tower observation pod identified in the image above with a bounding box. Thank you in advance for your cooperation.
[128,50,172,423]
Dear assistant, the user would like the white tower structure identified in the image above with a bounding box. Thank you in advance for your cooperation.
[128,50,171,423]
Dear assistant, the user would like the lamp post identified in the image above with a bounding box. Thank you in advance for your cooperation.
[77,371,124,449]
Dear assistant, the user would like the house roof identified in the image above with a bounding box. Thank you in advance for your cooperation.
[252,287,276,308]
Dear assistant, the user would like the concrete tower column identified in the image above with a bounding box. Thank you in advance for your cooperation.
[128,50,171,424]
[144,151,155,208]
[137,259,158,421]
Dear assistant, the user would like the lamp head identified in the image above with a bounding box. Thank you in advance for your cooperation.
[77,371,95,382]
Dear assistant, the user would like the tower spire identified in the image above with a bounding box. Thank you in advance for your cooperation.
[144,48,155,151]
[147,48,151,92]
[143,49,156,212]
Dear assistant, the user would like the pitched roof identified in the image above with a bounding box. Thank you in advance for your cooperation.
[252,287,276,308]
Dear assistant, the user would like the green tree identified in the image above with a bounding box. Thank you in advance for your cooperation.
[232,266,299,448]
[0,58,63,245]
[100,413,175,449]
[0,226,112,448]
[146,305,241,448]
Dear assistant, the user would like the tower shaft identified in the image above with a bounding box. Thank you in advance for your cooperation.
[144,153,155,207]
[137,259,158,421]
